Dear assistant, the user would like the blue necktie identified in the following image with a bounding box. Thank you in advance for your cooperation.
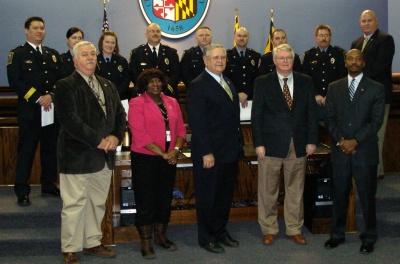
[349,78,356,101]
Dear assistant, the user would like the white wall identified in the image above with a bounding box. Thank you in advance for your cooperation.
[1,0,395,86]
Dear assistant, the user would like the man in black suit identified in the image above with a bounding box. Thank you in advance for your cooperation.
[180,26,212,88]
[324,49,385,254]
[351,10,395,179]
[6,16,65,206]
[129,23,180,98]
[252,44,318,246]
[258,29,302,76]
[224,27,261,107]
[187,43,242,254]
[54,41,126,263]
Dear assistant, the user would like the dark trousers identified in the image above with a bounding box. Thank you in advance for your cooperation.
[15,117,58,197]
[331,162,378,244]
[193,160,238,245]
[131,151,176,227]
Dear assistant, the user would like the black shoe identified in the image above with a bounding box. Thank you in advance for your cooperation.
[41,188,60,197]
[17,195,31,206]
[220,235,239,248]
[360,242,374,254]
[324,238,345,249]
[200,242,225,254]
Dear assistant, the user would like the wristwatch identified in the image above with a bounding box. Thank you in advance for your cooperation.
[174,147,182,153]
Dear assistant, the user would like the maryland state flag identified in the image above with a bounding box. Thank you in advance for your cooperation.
[233,8,239,46]
[264,8,275,54]
[102,5,109,32]
[153,0,197,22]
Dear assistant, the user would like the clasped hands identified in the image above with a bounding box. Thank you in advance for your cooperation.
[163,149,180,165]
[97,135,119,153]
[339,138,358,155]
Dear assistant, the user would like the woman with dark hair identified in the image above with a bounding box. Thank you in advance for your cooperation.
[128,68,186,259]
[60,27,84,76]
[96,31,131,100]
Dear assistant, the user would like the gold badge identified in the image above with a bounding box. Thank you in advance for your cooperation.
[118,65,123,72]
[251,59,255,66]
[164,58,169,65]
[7,52,14,65]
[52,55,57,63]
[330,58,335,64]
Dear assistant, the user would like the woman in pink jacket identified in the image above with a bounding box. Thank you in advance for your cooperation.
[128,68,186,259]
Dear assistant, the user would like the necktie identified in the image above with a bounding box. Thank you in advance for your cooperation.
[220,78,233,101]
[36,46,42,55]
[361,37,368,51]
[349,78,356,101]
[321,50,326,56]
[152,47,157,60]
[106,58,110,63]
[282,78,293,109]
[240,51,244,58]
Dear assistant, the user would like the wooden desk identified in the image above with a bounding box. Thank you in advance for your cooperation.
[101,143,356,244]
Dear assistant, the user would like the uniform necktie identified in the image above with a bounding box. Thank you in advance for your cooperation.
[361,37,368,51]
[282,78,292,109]
[321,50,326,56]
[36,46,42,55]
[349,78,356,101]
[240,51,244,58]
[106,58,110,63]
[220,78,233,101]
[152,47,157,60]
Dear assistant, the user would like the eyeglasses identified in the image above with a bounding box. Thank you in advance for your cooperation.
[317,34,331,38]
[275,56,293,62]
[208,56,226,61]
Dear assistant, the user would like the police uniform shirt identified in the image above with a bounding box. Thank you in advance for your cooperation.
[302,45,347,97]
[224,47,261,100]
[180,45,205,88]
[96,53,130,100]
[129,43,180,98]
[258,51,302,77]
[60,50,75,76]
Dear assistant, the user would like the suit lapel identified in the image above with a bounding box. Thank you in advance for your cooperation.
[351,77,368,104]
[272,73,292,111]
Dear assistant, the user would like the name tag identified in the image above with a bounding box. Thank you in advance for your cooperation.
[166,130,171,142]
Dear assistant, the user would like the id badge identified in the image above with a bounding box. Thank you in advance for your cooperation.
[166,130,171,142]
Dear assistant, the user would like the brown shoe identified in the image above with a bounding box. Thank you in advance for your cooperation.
[83,244,116,258]
[62,252,79,264]
[262,234,275,245]
[288,234,307,245]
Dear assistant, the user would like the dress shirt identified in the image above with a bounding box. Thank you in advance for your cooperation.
[277,72,294,98]
[347,73,364,93]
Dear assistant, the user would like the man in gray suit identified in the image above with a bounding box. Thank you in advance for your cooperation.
[252,44,318,246]
[54,41,126,263]
[324,49,385,254]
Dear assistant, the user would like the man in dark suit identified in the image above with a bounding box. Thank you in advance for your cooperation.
[187,43,242,254]
[224,27,261,107]
[324,49,385,254]
[54,41,126,263]
[252,44,318,246]
[129,23,180,98]
[180,26,212,88]
[6,16,65,206]
[351,10,395,179]
[258,29,302,77]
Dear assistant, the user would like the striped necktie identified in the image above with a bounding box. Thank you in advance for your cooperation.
[282,78,293,109]
[349,78,356,101]
[361,37,368,51]
[220,78,233,101]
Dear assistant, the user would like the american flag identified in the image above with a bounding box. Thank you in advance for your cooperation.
[102,6,109,32]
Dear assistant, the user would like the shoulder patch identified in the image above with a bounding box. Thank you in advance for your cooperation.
[7,52,14,65]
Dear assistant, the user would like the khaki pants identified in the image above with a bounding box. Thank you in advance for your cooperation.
[60,164,112,252]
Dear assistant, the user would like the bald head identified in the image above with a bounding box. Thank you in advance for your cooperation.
[234,27,249,49]
[359,10,378,36]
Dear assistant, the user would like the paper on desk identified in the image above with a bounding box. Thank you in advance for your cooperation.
[41,103,54,127]
[240,100,252,121]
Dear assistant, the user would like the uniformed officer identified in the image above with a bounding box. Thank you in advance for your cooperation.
[6,16,65,206]
[180,26,212,88]
[96,30,131,100]
[302,24,346,109]
[224,27,261,107]
[129,23,180,99]
[60,27,84,76]
[258,29,302,76]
